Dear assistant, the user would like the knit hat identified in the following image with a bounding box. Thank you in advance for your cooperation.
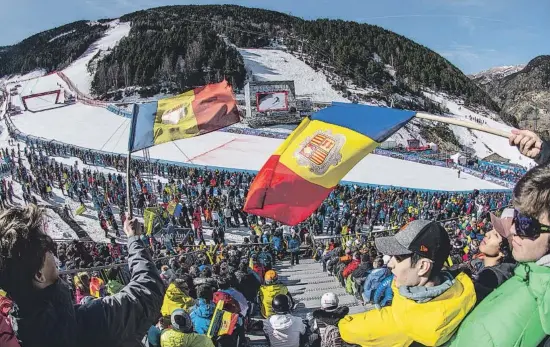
[171,309,193,333]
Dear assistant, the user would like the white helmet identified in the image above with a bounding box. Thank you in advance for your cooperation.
[320,292,339,311]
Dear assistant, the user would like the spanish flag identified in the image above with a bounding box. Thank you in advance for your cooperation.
[244,103,416,225]
[128,80,240,152]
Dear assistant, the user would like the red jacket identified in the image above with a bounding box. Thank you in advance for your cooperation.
[0,296,21,347]
[342,259,361,278]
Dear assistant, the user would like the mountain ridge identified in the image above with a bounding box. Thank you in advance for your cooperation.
[1,4,498,114]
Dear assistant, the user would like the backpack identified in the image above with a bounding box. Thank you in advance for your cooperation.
[321,324,343,347]
[213,291,241,314]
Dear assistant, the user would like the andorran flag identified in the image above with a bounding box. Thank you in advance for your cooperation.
[128,80,240,152]
[244,103,416,225]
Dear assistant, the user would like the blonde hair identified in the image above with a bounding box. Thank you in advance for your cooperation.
[513,165,550,219]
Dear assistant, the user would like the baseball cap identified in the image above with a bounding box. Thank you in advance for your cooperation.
[490,208,514,239]
[375,220,451,262]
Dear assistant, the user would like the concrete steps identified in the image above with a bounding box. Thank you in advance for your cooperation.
[247,258,372,346]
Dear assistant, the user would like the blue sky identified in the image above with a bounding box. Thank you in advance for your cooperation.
[1,0,548,74]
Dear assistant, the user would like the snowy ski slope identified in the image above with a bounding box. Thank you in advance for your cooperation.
[62,20,131,96]
[424,92,534,168]
[236,48,526,164]
[10,101,507,191]
[239,48,349,103]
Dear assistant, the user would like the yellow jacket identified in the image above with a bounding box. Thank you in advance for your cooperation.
[338,273,475,347]
[161,283,195,316]
[259,283,289,319]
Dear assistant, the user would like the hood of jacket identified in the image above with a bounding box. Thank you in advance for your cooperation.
[192,298,215,319]
[513,261,550,301]
[269,314,294,330]
[312,306,349,326]
[398,271,455,303]
[393,272,476,346]
[161,283,194,315]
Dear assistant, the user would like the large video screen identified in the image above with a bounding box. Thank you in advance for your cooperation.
[256,91,289,112]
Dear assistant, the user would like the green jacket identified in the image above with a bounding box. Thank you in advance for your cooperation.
[449,261,550,347]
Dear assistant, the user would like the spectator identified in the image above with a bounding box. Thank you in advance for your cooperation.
[189,285,215,335]
[466,208,515,302]
[263,294,306,347]
[338,220,476,346]
[361,257,390,304]
[311,292,349,347]
[259,270,292,319]
[161,279,196,316]
[105,267,124,296]
[373,274,394,309]
[160,309,214,347]
[449,165,550,346]
[0,207,164,347]
[288,232,301,266]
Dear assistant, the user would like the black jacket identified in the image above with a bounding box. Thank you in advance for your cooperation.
[15,236,164,347]
[235,270,261,302]
[536,140,550,166]
[312,306,349,326]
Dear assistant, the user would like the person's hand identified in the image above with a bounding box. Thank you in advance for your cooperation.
[124,218,142,237]
[509,129,543,159]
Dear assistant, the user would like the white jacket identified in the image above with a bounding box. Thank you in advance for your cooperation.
[264,314,306,347]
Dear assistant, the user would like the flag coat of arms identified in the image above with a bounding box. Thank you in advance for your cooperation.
[128,80,240,152]
[244,103,416,226]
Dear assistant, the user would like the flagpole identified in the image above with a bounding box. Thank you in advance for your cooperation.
[415,112,511,138]
[126,151,133,219]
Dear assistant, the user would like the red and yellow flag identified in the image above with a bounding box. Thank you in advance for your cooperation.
[244,103,416,225]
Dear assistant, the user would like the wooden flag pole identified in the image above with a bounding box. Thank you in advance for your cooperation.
[415,112,511,138]
[126,151,133,219]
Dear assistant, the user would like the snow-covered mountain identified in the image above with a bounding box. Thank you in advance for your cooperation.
[470,64,526,85]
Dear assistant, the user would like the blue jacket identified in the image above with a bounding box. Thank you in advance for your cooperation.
[272,236,283,251]
[288,238,300,253]
[373,274,394,308]
[189,298,215,334]
[362,267,390,302]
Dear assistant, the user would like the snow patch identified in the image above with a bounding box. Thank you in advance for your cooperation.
[48,30,76,43]
[423,91,535,168]
[62,20,131,96]
[238,48,349,103]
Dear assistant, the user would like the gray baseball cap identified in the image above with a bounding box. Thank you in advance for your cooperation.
[375,220,451,262]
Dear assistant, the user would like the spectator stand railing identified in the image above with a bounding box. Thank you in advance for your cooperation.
[93,100,518,188]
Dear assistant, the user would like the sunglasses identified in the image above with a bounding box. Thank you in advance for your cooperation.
[513,210,550,239]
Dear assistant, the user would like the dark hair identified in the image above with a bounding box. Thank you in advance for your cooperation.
[196,284,213,301]
[0,206,55,299]
[217,274,236,290]
[172,278,189,293]
[499,238,514,264]
[106,267,119,280]
[238,262,249,273]
[410,252,444,281]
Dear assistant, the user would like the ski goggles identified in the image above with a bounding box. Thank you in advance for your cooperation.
[513,209,550,239]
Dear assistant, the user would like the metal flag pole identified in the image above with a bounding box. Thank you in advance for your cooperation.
[415,112,511,138]
[126,104,140,220]
[126,150,133,219]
